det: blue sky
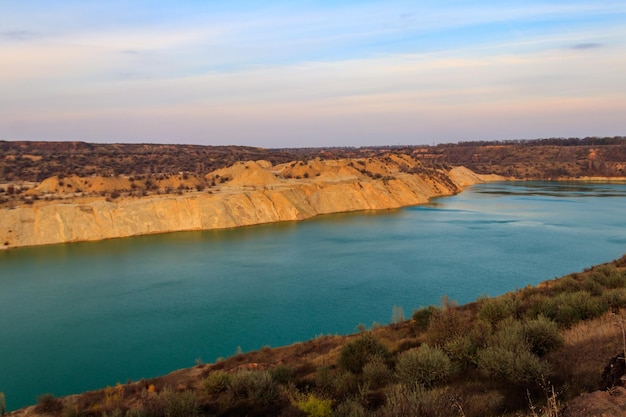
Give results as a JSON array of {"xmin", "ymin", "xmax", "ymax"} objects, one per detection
[{"xmin": 1, "ymin": 1, "xmax": 625, "ymax": 147}]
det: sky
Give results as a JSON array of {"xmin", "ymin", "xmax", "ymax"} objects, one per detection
[{"xmin": 1, "ymin": 1, "xmax": 625, "ymax": 148}]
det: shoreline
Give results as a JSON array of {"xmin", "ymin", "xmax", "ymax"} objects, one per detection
[{"xmin": 4, "ymin": 150, "xmax": 625, "ymax": 251}]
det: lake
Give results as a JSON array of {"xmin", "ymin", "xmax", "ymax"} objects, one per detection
[{"xmin": 1, "ymin": 181, "xmax": 626, "ymax": 411}]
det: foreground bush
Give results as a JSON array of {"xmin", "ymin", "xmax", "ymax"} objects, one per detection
[
  {"xmin": 362, "ymin": 357, "xmax": 395, "ymax": 389},
  {"xmin": 477, "ymin": 296, "xmax": 517, "ymax": 328},
  {"xmin": 203, "ymin": 370, "xmax": 231, "ymax": 393},
  {"xmin": 140, "ymin": 387, "xmax": 199, "ymax": 417},
  {"xmin": 227, "ymin": 370, "xmax": 279, "ymax": 405},
  {"xmin": 395, "ymin": 344, "xmax": 452, "ymax": 388},
  {"xmin": 425, "ymin": 298, "xmax": 465, "ymax": 347},
  {"xmin": 294, "ymin": 394, "xmax": 332, "ymax": 417},
  {"xmin": 338, "ymin": 335, "xmax": 391, "ymax": 374},
  {"xmin": 377, "ymin": 384, "xmax": 442, "ymax": 417},
  {"xmin": 523, "ymin": 315, "xmax": 564, "ymax": 356},
  {"xmin": 476, "ymin": 346, "xmax": 551, "ymax": 385}
]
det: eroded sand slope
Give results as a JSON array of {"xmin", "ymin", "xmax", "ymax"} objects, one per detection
[{"xmin": 0, "ymin": 155, "xmax": 504, "ymax": 249}]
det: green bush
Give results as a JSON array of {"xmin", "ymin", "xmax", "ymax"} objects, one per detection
[
  {"xmin": 203, "ymin": 370, "xmax": 231, "ymax": 393},
  {"xmin": 603, "ymin": 288, "xmax": 626, "ymax": 310},
  {"xmin": 139, "ymin": 387, "xmax": 199, "ymax": 417},
  {"xmin": 412, "ymin": 306, "xmax": 438, "ymax": 331},
  {"xmin": 581, "ymin": 277, "xmax": 604, "ymax": 296},
  {"xmin": 523, "ymin": 316, "xmax": 564, "ymax": 356},
  {"xmin": 395, "ymin": 344, "xmax": 452, "ymax": 388},
  {"xmin": 315, "ymin": 365, "xmax": 357, "ymax": 399},
  {"xmin": 269, "ymin": 364, "xmax": 295, "ymax": 385},
  {"xmin": 362, "ymin": 357, "xmax": 394, "ymax": 389},
  {"xmin": 476, "ymin": 347, "xmax": 551, "ymax": 385},
  {"xmin": 588, "ymin": 265, "xmax": 626, "ymax": 288},
  {"xmin": 488, "ymin": 318, "xmax": 527, "ymax": 351},
  {"xmin": 227, "ymin": 370, "xmax": 279, "ymax": 405},
  {"xmin": 552, "ymin": 276, "xmax": 583, "ymax": 293},
  {"xmin": 443, "ymin": 335, "xmax": 477, "ymax": 368},
  {"xmin": 295, "ymin": 394, "xmax": 333, "ymax": 417},
  {"xmin": 338, "ymin": 334, "xmax": 391, "ymax": 374},
  {"xmin": 556, "ymin": 291, "xmax": 608, "ymax": 325},
  {"xmin": 477, "ymin": 296, "xmax": 517, "ymax": 327},
  {"xmin": 526, "ymin": 291, "xmax": 608, "ymax": 327},
  {"xmin": 523, "ymin": 294, "xmax": 556, "ymax": 321}
]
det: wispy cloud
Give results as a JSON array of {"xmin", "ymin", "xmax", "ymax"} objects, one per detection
[
  {"xmin": 570, "ymin": 42, "xmax": 604, "ymax": 50},
  {"xmin": 1, "ymin": 30, "xmax": 41, "ymax": 41}
]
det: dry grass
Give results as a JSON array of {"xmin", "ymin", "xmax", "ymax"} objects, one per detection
[{"xmin": 547, "ymin": 310, "xmax": 625, "ymax": 398}]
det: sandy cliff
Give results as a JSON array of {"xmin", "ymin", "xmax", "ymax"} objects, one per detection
[{"xmin": 0, "ymin": 156, "xmax": 504, "ymax": 249}]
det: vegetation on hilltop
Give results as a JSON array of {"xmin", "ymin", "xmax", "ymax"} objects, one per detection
[
  {"xmin": 2, "ymin": 136, "xmax": 625, "ymax": 209},
  {"xmin": 1, "ymin": 137, "xmax": 625, "ymax": 182},
  {"xmin": 9, "ymin": 255, "xmax": 626, "ymax": 417}
]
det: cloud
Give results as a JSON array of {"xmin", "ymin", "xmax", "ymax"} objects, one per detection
[
  {"xmin": 1, "ymin": 30, "xmax": 40, "ymax": 41},
  {"xmin": 570, "ymin": 42, "xmax": 603, "ymax": 50}
]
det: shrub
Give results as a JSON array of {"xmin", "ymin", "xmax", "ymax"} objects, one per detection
[
  {"xmin": 294, "ymin": 394, "xmax": 333, "ymax": 417},
  {"xmin": 411, "ymin": 306, "xmax": 437, "ymax": 331},
  {"xmin": 477, "ymin": 296, "xmax": 517, "ymax": 327},
  {"xmin": 395, "ymin": 344, "xmax": 452, "ymax": 388},
  {"xmin": 203, "ymin": 370, "xmax": 231, "ymax": 393},
  {"xmin": 161, "ymin": 388, "xmax": 199, "ymax": 417},
  {"xmin": 476, "ymin": 347, "xmax": 551, "ymax": 385},
  {"xmin": 35, "ymin": 393, "xmax": 63, "ymax": 414},
  {"xmin": 315, "ymin": 366, "xmax": 359, "ymax": 399},
  {"xmin": 555, "ymin": 291, "xmax": 608, "ymax": 325},
  {"xmin": 523, "ymin": 316, "xmax": 564, "ymax": 356},
  {"xmin": 425, "ymin": 298, "xmax": 465, "ymax": 347},
  {"xmin": 362, "ymin": 357, "xmax": 394, "ymax": 389},
  {"xmin": 377, "ymin": 384, "xmax": 435, "ymax": 417},
  {"xmin": 443, "ymin": 335, "xmax": 477, "ymax": 368},
  {"xmin": 61, "ymin": 403, "xmax": 80, "ymax": 417},
  {"xmin": 588, "ymin": 265, "xmax": 626, "ymax": 288},
  {"xmin": 334, "ymin": 399, "xmax": 369, "ymax": 417},
  {"xmin": 553, "ymin": 276, "xmax": 582, "ymax": 293},
  {"xmin": 227, "ymin": 370, "xmax": 279, "ymax": 405},
  {"xmin": 488, "ymin": 317, "xmax": 527, "ymax": 351},
  {"xmin": 603, "ymin": 288, "xmax": 626, "ymax": 310},
  {"xmin": 270, "ymin": 364, "xmax": 295, "ymax": 385},
  {"xmin": 526, "ymin": 291, "xmax": 608, "ymax": 327},
  {"xmin": 338, "ymin": 335, "xmax": 391, "ymax": 374},
  {"xmin": 581, "ymin": 276, "xmax": 605, "ymax": 296}
]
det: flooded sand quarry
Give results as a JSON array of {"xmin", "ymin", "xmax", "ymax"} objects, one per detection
[{"xmin": 1, "ymin": 181, "xmax": 626, "ymax": 411}]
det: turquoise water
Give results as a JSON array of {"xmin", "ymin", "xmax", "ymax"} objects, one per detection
[{"xmin": 1, "ymin": 181, "xmax": 626, "ymax": 410}]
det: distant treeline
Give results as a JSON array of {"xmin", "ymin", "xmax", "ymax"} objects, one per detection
[
  {"xmin": 445, "ymin": 136, "xmax": 626, "ymax": 147},
  {"xmin": 1, "ymin": 136, "xmax": 625, "ymax": 182}
]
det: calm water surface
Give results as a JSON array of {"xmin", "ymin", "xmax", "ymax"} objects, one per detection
[{"xmin": 1, "ymin": 181, "xmax": 626, "ymax": 410}]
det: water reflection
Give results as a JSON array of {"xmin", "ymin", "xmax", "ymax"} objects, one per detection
[{"xmin": 475, "ymin": 181, "xmax": 626, "ymax": 198}]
